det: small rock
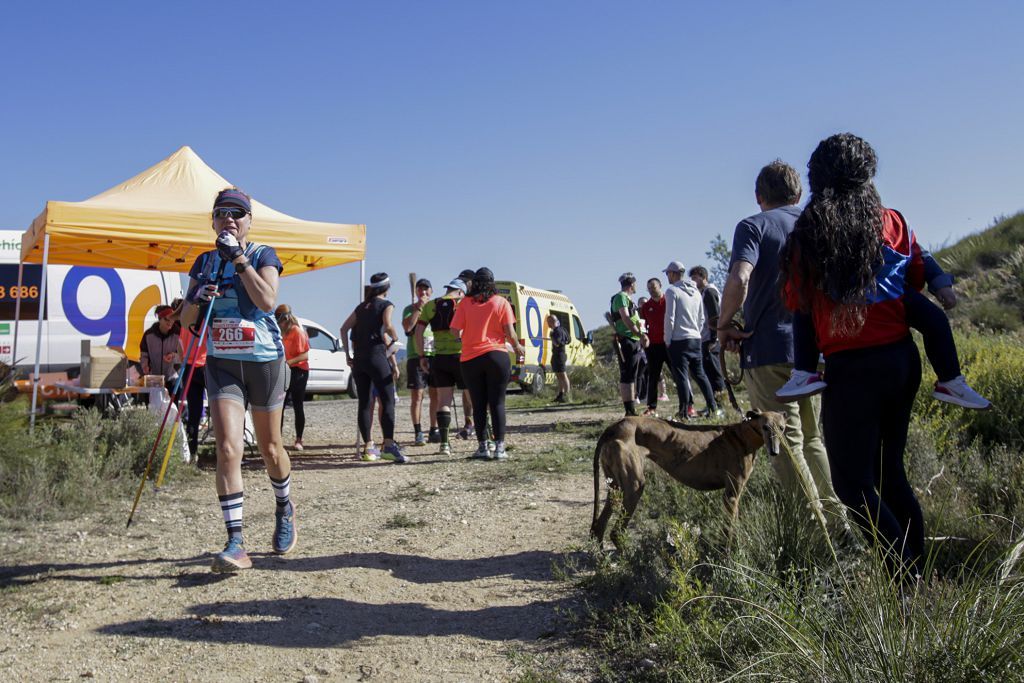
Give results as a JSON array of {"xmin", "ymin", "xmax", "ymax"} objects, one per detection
[
  {"xmin": 303, "ymin": 676, "xmax": 319, "ymax": 683},
  {"xmin": 639, "ymin": 658, "xmax": 656, "ymax": 669},
  {"xmin": 80, "ymin": 672, "xmax": 95, "ymax": 678}
]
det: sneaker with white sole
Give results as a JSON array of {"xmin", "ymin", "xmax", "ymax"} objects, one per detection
[
  {"xmin": 438, "ymin": 442, "xmax": 452, "ymax": 456},
  {"xmin": 933, "ymin": 375, "xmax": 991, "ymax": 410},
  {"xmin": 414, "ymin": 431, "xmax": 427, "ymax": 446},
  {"xmin": 775, "ymin": 370, "xmax": 827, "ymax": 400},
  {"xmin": 494, "ymin": 441, "xmax": 508, "ymax": 460},
  {"xmin": 471, "ymin": 442, "xmax": 490, "ymax": 460},
  {"xmin": 360, "ymin": 444, "xmax": 381, "ymax": 462}
]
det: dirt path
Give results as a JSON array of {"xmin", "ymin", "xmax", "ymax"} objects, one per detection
[{"xmin": 0, "ymin": 398, "xmax": 615, "ymax": 682}]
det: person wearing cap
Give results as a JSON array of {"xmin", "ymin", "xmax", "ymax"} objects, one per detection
[
  {"xmin": 275, "ymin": 304, "xmax": 310, "ymax": 452},
  {"xmin": 663, "ymin": 261, "xmax": 721, "ymax": 420},
  {"xmin": 451, "ymin": 267, "xmax": 527, "ymax": 460},
  {"xmin": 716, "ymin": 161, "xmax": 837, "ymax": 511},
  {"xmin": 179, "ymin": 187, "xmax": 296, "ymax": 573},
  {"xmin": 415, "ymin": 278, "xmax": 468, "ymax": 454},
  {"xmin": 402, "ymin": 278, "xmax": 439, "ymax": 446},
  {"xmin": 609, "ymin": 273, "xmax": 645, "ymax": 416},
  {"xmin": 140, "ymin": 304, "xmax": 182, "ymax": 391},
  {"xmin": 340, "ymin": 273, "xmax": 407, "ymax": 464},
  {"xmin": 688, "ymin": 265, "xmax": 726, "ymax": 400}
]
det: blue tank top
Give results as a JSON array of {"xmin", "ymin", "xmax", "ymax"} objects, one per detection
[{"xmin": 188, "ymin": 244, "xmax": 284, "ymax": 362}]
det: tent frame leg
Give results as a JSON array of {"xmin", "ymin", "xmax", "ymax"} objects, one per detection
[{"xmin": 29, "ymin": 234, "xmax": 50, "ymax": 432}]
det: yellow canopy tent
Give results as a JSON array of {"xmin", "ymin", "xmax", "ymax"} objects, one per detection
[
  {"xmin": 16, "ymin": 146, "xmax": 367, "ymax": 426},
  {"xmin": 20, "ymin": 145, "xmax": 365, "ymax": 273}
]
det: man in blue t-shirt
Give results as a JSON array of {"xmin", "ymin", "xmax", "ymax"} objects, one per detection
[{"xmin": 717, "ymin": 160, "xmax": 838, "ymax": 511}]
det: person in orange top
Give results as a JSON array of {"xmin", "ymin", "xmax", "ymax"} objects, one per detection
[
  {"xmin": 450, "ymin": 267, "xmax": 527, "ymax": 461},
  {"xmin": 179, "ymin": 308, "xmax": 209, "ymax": 458},
  {"xmin": 275, "ymin": 305, "xmax": 310, "ymax": 451}
]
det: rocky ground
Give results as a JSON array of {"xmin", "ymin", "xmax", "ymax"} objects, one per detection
[{"xmin": 0, "ymin": 396, "xmax": 619, "ymax": 682}]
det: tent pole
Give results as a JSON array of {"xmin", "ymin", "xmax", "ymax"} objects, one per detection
[
  {"xmin": 12, "ymin": 256, "xmax": 24, "ymax": 371},
  {"xmin": 29, "ymin": 233, "xmax": 50, "ymax": 432},
  {"xmin": 355, "ymin": 259, "xmax": 365, "ymax": 452}
]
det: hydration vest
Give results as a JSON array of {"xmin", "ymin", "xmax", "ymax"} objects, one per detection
[{"xmin": 430, "ymin": 297, "xmax": 457, "ymax": 332}]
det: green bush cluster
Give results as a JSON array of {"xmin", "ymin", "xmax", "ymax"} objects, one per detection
[
  {"xmin": 0, "ymin": 392, "xmax": 186, "ymax": 521},
  {"xmin": 581, "ymin": 329, "xmax": 1024, "ymax": 681},
  {"xmin": 936, "ymin": 212, "xmax": 1024, "ymax": 277}
]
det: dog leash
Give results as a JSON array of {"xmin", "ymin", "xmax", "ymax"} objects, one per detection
[{"xmin": 719, "ymin": 319, "xmax": 743, "ymax": 412}]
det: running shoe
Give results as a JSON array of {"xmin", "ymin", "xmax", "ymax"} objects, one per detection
[
  {"xmin": 776, "ymin": 370, "xmax": 827, "ymax": 400},
  {"xmin": 292, "ymin": 441, "xmax": 304, "ymax": 452},
  {"xmin": 428, "ymin": 428, "xmax": 441, "ymax": 444},
  {"xmin": 458, "ymin": 425, "xmax": 476, "ymax": 440},
  {"xmin": 383, "ymin": 443, "xmax": 408, "ymax": 464},
  {"xmin": 657, "ymin": 392, "xmax": 670, "ymax": 402},
  {"xmin": 439, "ymin": 442, "xmax": 452, "ymax": 456},
  {"xmin": 933, "ymin": 376, "xmax": 992, "ymax": 410},
  {"xmin": 494, "ymin": 441, "xmax": 508, "ymax": 460},
  {"xmin": 687, "ymin": 405, "xmax": 697, "ymax": 419},
  {"xmin": 471, "ymin": 442, "xmax": 490, "ymax": 460},
  {"xmin": 414, "ymin": 431, "xmax": 427, "ymax": 446},
  {"xmin": 211, "ymin": 537, "xmax": 252, "ymax": 573},
  {"xmin": 642, "ymin": 406, "xmax": 658, "ymax": 417},
  {"xmin": 360, "ymin": 444, "xmax": 381, "ymax": 462},
  {"xmin": 273, "ymin": 501, "xmax": 297, "ymax": 554},
  {"xmin": 672, "ymin": 411, "xmax": 689, "ymax": 422}
]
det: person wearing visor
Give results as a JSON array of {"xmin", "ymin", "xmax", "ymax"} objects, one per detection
[
  {"xmin": 180, "ymin": 188, "xmax": 296, "ymax": 573},
  {"xmin": 340, "ymin": 272, "xmax": 407, "ymax": 464},
  {"xmin": 416, "ymin": 278, "xmax": 467, "ymax": 455},
  {"xmin": 275, "ymin": 304, "xmax": 310, "ymax": 452}
]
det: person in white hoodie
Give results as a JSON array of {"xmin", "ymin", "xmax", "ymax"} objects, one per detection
[{"xmin": 662, "ymin": 261, "xmax": 722, "ymax": 420}]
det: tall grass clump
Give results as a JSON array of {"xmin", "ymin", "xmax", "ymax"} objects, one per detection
[
  {"xmin": 568, "ymin": 360, "xmax": 619, "ymax": 403},
  {"xmin": 936, "ymin": 212, "xmax": 1024, "ymax": 277},
  {"xmin": 0, "ymin": 383, "xmax": 187, "ymax": 521},
  {"xmin": 581, "ymin": 329, "xmax": 1024, "ymax": 680}
]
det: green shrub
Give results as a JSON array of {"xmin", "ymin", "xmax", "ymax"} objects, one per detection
[
  {"xmin": 936, "ymin": 212, "xmax": 1024, "ymax": 277},
  {"xmin": 0, "ymin": 396, "xmax": 186, "ymax": 521},
  {"xmin": 967, "ymin": 300, "xmax": 1021, "ymax": 332},
  {"xmin": 568, "ymin": 360, "xmax": 619, "ymax": 403}
]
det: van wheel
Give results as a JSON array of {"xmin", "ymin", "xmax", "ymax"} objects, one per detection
[
  {"xmin": 529, "ymin": 370, "xmax": 545, "ymax": 395},
  {"xmin": 347, "ymin": 376, "xmax": 358, "ymax": 399}
]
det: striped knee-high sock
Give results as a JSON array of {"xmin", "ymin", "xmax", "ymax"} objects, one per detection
[
  {"xmin": 219, "ymin": 492, "xmax": 243, "ymax": 541},
  {"xmin": 270, "ymin": 474, "xmax": 291, "ymax": 510}
]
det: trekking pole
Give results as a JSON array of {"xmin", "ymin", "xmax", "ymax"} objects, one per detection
[
  {"xmin": 153, "ymin": 325, "xmax": 209, "ymax": 488},
  {"xmin": 127, "ymin": 257, "xmax": 227, "ymax": 527}
]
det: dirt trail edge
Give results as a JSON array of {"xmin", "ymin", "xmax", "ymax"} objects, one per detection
[{"xmin": 1, "ymin": 399, "xmax": 615, "ymax": 682}]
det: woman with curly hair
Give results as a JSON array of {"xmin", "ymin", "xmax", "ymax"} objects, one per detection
[
  {"xmin": 782, "ymin": 133, "xmax": 937, "ymax": 577},
  {"xmin": 450, "ymin": 267, "xmax": 526, "ymax": 460}
]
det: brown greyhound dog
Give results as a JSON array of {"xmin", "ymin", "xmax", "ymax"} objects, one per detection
[{"xmin": 591, "ymin": 410, "xmax": 785, "ymax": 547}]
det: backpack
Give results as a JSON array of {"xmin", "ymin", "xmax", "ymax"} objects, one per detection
[{"xmin": 430, "ymin": 297, "xmax": 457, "ymax": 332}]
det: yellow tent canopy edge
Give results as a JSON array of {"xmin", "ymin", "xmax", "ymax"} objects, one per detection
[{"xmin": 19, "ymin": 146, "xmax": 366, "ymax": 277}]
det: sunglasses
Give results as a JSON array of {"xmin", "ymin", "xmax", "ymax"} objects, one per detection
[{"xmin": 213, "ymin": 207, "xmax": 249, "ymax": 220}]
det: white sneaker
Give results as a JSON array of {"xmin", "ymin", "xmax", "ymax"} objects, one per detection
[
  {"xmin": 775, "ymin": 370, "xmax": 827, "ymax": 400},
  {"xmin": 494, "ymin": 441, "xmax": 508, "ymax": 460},
  {"xmin": 438, "ymin": 442, "xmax": 452, "ymax": 456},
  {"xmin": 933, "ymin": 376, "xmax": 991, "ymax": 410},
  {"xmin": 471, "ymin": 442, "xmax": 490, "ymax": 460}
]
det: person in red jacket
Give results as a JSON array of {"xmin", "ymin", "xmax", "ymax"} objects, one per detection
[
  {"xmin": 639, "ymin": 278, "xmax": 669, "ymax": 416},
  {"xmin": 781, "ymin": 133, "xmax": 928, "ymax": 578}
]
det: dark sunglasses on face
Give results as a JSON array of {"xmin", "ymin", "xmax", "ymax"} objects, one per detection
[{"xmin": 213, "ymin": 207, "xmax": 249, "ymax": 220}]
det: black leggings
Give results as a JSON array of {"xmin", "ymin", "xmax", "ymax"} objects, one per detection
[
  {"xmin": 353, "ymin": 353, "xmax": 395, "ymax": 441},
  {"xmin": 286, "ymin": 367, "xmax": 309, "ymax": 440},
  {"xmin": 821, "ymin": 337, "xmax": 923, "ymax": 576},
  {"xmin": 645, "ymin": 343, "xmax": 669, "ymax": 408},
  {"xmin": 793, "ymin": 290, "xmax": 960, "ymax": 381},
  {"xmin": 461, "ymin": 351, "xmax": 511, "ymax": 442},
  {"xmin": 184, "ymin": 363, "xmax": 206, "ymax": 453}
]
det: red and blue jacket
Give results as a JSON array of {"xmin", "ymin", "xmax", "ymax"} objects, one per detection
[{"xmin": 788, "ymin": 208, "xmax": 925, "ymax": 356}]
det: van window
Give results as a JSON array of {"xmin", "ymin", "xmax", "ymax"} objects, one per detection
[
  {"xmin": 572, "ymin": 315, "xmax": 585, "ymax": 341},
  {"xmin": 0, "ymin": 264, "xmax": 46, "ymax": 320},
  {"xmin": 305, "ymin": 326, "xmax": 337, "ymax": 352},
  {"xmin": 552, "ymin": 311, "xmax": 570, "ymax": 335}
]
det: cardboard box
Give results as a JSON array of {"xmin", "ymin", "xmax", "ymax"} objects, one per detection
[
  {"xmin": 80, "ymin": 340, "xmax": 127, "ymax": 389},
  {"xmin": 142, "ymin": 374, "xmax": 165, "ymax": 388}
]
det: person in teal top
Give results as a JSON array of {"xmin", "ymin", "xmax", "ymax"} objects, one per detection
[
  {"xmin": 402, "ymin": 278, "xmax": 438, "ymax": 446},
  {"xmin": 609, "ymin": 273, "xmax": 646, "ymax": 416},
  {"xmin": 180, "ymin": 188, "xmax": 296, "ymax": 575}
]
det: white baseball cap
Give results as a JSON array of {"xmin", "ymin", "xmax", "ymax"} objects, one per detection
[{"xmin": 663, "ymin": 261, "xmax": 685, "ymax": 274}]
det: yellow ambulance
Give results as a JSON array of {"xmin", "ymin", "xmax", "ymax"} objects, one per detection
[{"xmin": 494, "ymin": 280, "xmax": 595, "ymax": 393}]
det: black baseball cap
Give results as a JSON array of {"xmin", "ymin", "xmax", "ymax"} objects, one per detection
[{"xmin": 415, "ymin": 278, "xmax": 432, "ymax": 289}]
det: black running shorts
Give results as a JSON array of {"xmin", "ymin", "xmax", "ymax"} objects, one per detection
[
  {"xmin": 429, "ymin": 353, "xmax": 465, "ymax": 389},
  {"xmin": 205, "ymin": 355, "xmax": 288, "ymax": 412},
  {"xmin": 551, "ymin": 350, "xmax": 567, "ymax": 373},
  {"xmin": 406, "ymin": 357, "xmax": 431, "ymax": 390}
]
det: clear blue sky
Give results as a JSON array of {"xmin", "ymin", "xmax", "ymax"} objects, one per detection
[{"xmin": 2, "ymin": 1, "xmax": 1022, "ymax": 330}]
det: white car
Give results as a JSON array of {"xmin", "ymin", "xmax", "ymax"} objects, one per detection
[{"xmin": 298, "ymin": 317, "xmax": 355, "ymax": 398}]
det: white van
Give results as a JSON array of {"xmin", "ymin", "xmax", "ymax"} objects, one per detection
[
  {"xmin": 298, "ymin": 317, "xmax": 355, "ymax": 398},
  {"xmin": 0, "ymin": 230, "xmax": 182, "ymax": 372}
]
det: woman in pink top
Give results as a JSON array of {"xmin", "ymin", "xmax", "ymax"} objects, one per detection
[{"xmin": 450, "ymin": 268, "xmax": 527, "ymax": 460}]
